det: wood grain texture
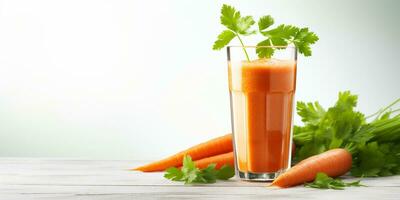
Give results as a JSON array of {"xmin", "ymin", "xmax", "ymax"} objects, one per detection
[{"xmin": 0, "ymin": 158, "xmax": 399, "ymax": 199}]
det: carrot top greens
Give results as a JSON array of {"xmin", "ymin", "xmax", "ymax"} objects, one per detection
[
  {"xmin": 213, "ymin": 4, "xmax": 319, "ymax": 60},
  {"xmin": 294, "ymin": 91, "xmax": 400, "ymax": 177}
]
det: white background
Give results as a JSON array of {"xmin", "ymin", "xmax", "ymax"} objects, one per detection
[{"xmin": 0, "ymin": 0, "xmax": 399, "ymax": 159}]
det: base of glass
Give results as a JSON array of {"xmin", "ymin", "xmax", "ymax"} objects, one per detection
[{"xmin": 237, "ymin": 170, "xmax": 285, "ymax": 181}]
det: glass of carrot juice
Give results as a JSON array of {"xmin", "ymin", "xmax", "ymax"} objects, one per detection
[{"xmin": 228, "ymin": 46, "xmax": 297, "ymax": 181}]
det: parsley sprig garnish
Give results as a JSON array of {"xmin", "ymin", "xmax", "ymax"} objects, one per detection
[
  {"xmin": 164, "ymin": 155, "xmax": 235, "ymax": 184},
  {"xmin": 212, "ymin": 4, "xmax": 256, "ymax": 61},
  {"xmin": 213, "ymin": 4, "xmax": 319, "ymax": 60},
  {"xmin": 305, "ymin": 173, "xmax": 365, "ymax": 190}
]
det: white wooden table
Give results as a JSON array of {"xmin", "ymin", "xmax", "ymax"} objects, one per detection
[{"xmin": 1, "ymin": 158, "xmax": 399, "ymax": 199}]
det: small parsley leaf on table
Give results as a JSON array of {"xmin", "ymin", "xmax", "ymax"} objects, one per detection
[
  {"xmin": 164, "ymin": 155, "xmax": 235, "ymax": 184},
  {"xmin": 305, "ymin": 173, "xmax": 365, "ymax": 190}
]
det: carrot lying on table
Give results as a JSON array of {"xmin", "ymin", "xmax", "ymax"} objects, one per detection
[
  {"xmin": 133, "ymin": 134, "xmax": 233, "ymax": 172},
  {"xmin": 271, "ymin": 148, "xmax": 352, "ymax": 188},
  {"xmin": 191, "ymin": 152, "xmax": 234, "ymax": 169}
]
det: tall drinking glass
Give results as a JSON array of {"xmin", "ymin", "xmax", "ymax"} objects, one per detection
[{"xmin": 228, "ymin": 46, "xmax": 297, "ymax": 181}]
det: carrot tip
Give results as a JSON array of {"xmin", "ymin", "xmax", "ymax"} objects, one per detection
[
  {"xmin": 266, "ymin": 182, "xmax": 285, "ymax": 189},
  {"xmin": 130, "ymin": 167, "xmax": 142, "ymax": 171},
  {"xmin": 266, "ymin": 183, "xmax": 282, "ymax": 189},
  {"xmin": 132, "ymin": 134, "xmax": 233, "ymax": 172}
]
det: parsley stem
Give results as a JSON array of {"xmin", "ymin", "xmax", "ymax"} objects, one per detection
[
  {"xmin": 366, "ymin": 98, "xmax": 400, "ymax": 120},
  {"xmin": 236, "ymin": 34, "xmax": 250, "ymax": 62}
]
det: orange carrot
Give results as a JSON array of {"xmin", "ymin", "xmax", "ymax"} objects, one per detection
[
  {"xmin": 192, "ymin": 152, "xmax": 234, "ymax": 169},
  {"xmin": 271, "ymin": 148, "xmax": 352, "ymax": 188},
  {"xmin": 133, "ymin": 134, "xmax": 233, "ymax": 172}
]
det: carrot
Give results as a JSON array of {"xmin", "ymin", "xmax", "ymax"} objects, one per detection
[
  {"xmin": 271, "ymin": 148, "xmax": 352, "ymax": 188},
  {"xmin": 192, "ymin": 152, "xmax": 234, "ymax": 169},
  {"xmin": 133, "ymin": 134, "xmax": 233, "ymax": 172}
]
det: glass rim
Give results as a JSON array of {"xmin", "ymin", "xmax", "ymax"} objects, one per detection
[{"xmin": 227, "ymin": 45, "xmax": 296, "ymax": 49}]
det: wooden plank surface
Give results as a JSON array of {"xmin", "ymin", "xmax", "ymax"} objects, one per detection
[{"xmin": 0, "ymin": 158, "xmax": 399, "ymax": 199}]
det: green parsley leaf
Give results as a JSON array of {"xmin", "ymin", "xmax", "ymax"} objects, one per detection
[
  {"xmin": 236, "ymin": 16, "xmax": 256, "ymax": 35},
  {"xmin": 256, "ymin": 23, "xmax": 318, "ymax": 58},
  {"xmin": 305, "ymin": 173, "xmax": 365, "ymax": 190},
  {"xmin": 256, "ymin": 39, "xmax": 274, "ymax": 58},
  {"xmin": 351, "ymin": 142, "xmax": 400, "ymax": 177},
  {"xmin": 213, "ymin": 30, "xmax": 236, "ymax": 50},
  {"xmin": 334, "ymin": 91, "xmax": 358, "ymax": 110},
  {"xmin": 164, "ymin": 155, "xmax": 235, "ymax": 184},
  {"xmin": 324, "ymin": 94, "xmax": 365, "ymax": 149},
  {"xmin": 216, "ymin": 165, "xmax": 235, "ymax": 180},
  {"xmin": 256, "ymin": 37, "xmax": 288, "ymax": 58},
  {"xmin": 270, "ymin": 37, "xmax": 288, "ymax": 46},
  {"xmin": 164, "ymin": 167, "xmax": 183, "ymax": 181},
  {"xmin": 258, "ymin": 15, "xmax": 274, "ymax": 32},
  {"xmin": 297, "ymin": 101, "xmax": 326, "ymax": 125},
  {"xmin": 262, "ymin": 24, "xmax": 299, "ymax": 39},
  {"xmin": 293, "ymin": 28, "xmax": 319, "ymax": 56},
  {"xmin": 220, "ymin": 4, "xmax": 241, "ymax": 32},
  {"xmin": 220, "ymin": 4, "xmax": 255, "ymax": 35},
  {"xmin": 256, "ymin": 24, "xmax": 299, "ymax": 58},
  {"xmin": 200, "ymin": 164, "xmax": 218, "ymax": 183},
  {"xmin": 293, "ymin": 91, "xmax": 364, "ymax": 161},
  {"xmin": 213, "ymin": 4, "xmax": 256, "ymax": 61},
  {"xmin": 183, "ymin": 154, "xmax": 196, "ymax": 171},
  {"xmin": 179, "ymin": 155, "xmax": 200, "ymax": 184}
]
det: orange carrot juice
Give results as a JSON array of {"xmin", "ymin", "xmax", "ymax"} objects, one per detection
[{"xmin": 229, "ymin": 58, "xmax": 296, "ymax": 180}]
